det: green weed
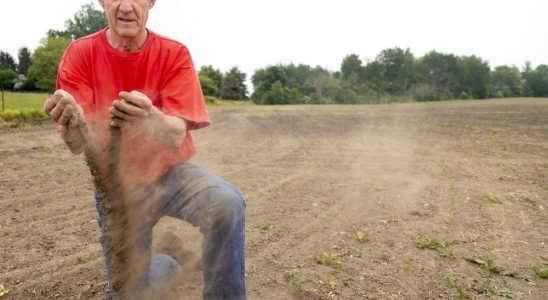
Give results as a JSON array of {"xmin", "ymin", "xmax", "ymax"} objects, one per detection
[
  {"xmin": 532, "ymin": 266, "xmax": 548, "ymax": 279},
  {"xmin": 415, "ymin": 237, "xmax": 445, "ymax": 249},
  {"xmin": 314, "ymin": 253, "xmax": 342, "ymax": 269},
  {"xmin": 257, "ymin": 223, "xmax": 272, "ymax": 231},
  {"xmin": 284, "ymin": 269, "xmax": 311, "ymax": 287},
  {"xmin": 445, "ymin": 276, "xmax": 470, "ymax": 299},
  {"xmin": 0, "ymin": 284, "xmax": 9, "ymax": 296},
  {"xmin": 486, "ymin": 260, "xmax": 504, "ymax": 274},
  {"xmin": 380, "ymin": 251, "xmax": 392, "ymax": 262},
  {"xmin": 72, "ymin": 255, "xmax": 90, "ymax": 265},
  {"xmin": 522, "ymin": 196, "xmax": 536, "ymax": 204},
  {"xmin": 483, "ymin": 286, "xmax": 514, "ymax": 298},
  {"xmin": 439, "ymin": 248, "xmax": 455, "ymax": 258},
  {"xmin": 402, "ymin": 263, "xmax": 411, "ymax": 272},
  {"xmin": 486, "ymin": 195, "xmax": 502, "ymax": 204},
  {"xmin": 350, "ymin": 229, "xmax": 367, "ymax": 242}
]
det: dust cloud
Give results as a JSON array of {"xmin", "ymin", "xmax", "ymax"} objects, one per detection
[{"xmin": 82, "ymin": 117, "xmax": 201, "ymax": 299}]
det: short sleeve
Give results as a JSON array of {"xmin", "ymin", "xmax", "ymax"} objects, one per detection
[
  {"xmin": 160, "ymin": 46, "xmax": 209, "ymax": 130},
  {"xmin": 56, "ymin": 43, "xmax": 94, "ymax": 117}
]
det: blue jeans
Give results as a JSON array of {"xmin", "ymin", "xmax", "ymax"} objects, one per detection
[{"xmin": 94, "ymin": 162, "xmax": 246, "ymax": 299}]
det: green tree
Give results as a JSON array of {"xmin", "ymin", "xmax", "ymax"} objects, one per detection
[
  {"xmin": 490, "ymin": 65, "xmax": 523, "ymax": 97},
  {"xmin": 261, "ymin": 81, "xmax": 302, "ymax": 105},
  {"xmin": 17, "ymin": 47, "xmax": 32, "ymax": 75},
  {"xmin": 199, "ymin": 74, "xmax": 220, "ymax": 97},
  {"xmin": 458, "ymin": 55, "xmax": 491, "ymax": 99},
  {"xmin": 48, "ymin": 2, "xmax": 107, "ymax": 40},
  {"xmin": 252, "ymin": 65, "xmax": 289, "ymax": 102},
  {"xmin": 222, "ymin": 67, "xmax": 248, "ymax": 100},
  {"xmin": 65, "ymin": 2, "xmax": 108, "ymax": 39},
  {"xmin": 340, "ymin": 54, "xmax": 363, "ymax": 84},
  {"xmin": 374, "ymin": 47, "xmax": 415, "ymax": 94},
  {"xmin": 0, "ymin": 51, "xmax": 17, "ymax": 71},
  {"xmin": 198, "ymin": 65, "xmax": 222, "ymax": 97},
  {"xmin": 523, "ymin": 64, "xmax": 548, "ymax": 97},
  {"xmin": 28, "ymin": 36, "xmax": 72, "ymax": 91},
  {"xmin": 0, "ymin": 68, "xmax": 18, "ymax": 111},
  {"xmin": 416, "ymin": 51, "xmax": 460, "ymax": 99}
]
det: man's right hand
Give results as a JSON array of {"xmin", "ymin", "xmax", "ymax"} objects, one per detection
[{"xmin": 44, "ymin": 89, "xmax": 88, "ymax": 154}]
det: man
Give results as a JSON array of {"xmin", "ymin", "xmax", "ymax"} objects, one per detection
[{"xmin": 43, "ymin": 0, "xmax": 246, "ymax": 299}]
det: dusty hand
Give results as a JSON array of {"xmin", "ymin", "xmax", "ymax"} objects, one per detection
[
  {"xmin": 43, "ymin": 89, "xmax": 84, "ymax": 128},
  {"xmin": 43, "ymin": 89, "xmax": 88, "ymax": 154},
  {"xmin": 109, "ymin": 90, "xmax": 187, "ymax": 148},
  {"xmin": 109, "ymin": 91, "xmax": 162, "ymax": 127}
]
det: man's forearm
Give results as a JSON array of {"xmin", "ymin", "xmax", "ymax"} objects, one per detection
[
  {"xmin": 60, "ymin": 125, "xmax": 88, "ymax": 154},
  {"xmin": 150, "ymin": 114, "xmax": 187, "ymax": 149}
]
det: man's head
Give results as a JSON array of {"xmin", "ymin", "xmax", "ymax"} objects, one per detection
[{"xmin": 99, "ymin": 0, "xmax": 156, "ymax": 42}]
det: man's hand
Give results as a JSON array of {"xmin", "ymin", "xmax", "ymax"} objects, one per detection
[
  {"xmin": 44, "ymin": 89, "xmax": 88, "ymax": 154},
  {"xmin": 109, "ymin": 91, "xmax": 187, "ymax": 148},
  {"xmin": 44, "ymin": 89, "xmax": 83, "ymax": 128}
]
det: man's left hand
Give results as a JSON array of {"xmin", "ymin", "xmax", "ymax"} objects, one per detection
[
  {"xmin": 109, "ymin": 91, "xmax": 162, "ymax": 127},
  {"xmin": 109, "ymin": 91, "xmax": 187, "ymax": 148}
]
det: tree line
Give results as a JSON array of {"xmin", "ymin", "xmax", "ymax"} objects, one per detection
[{"xmin": 2, "ymin": 2, "xmax": 548, "ymax": 104}]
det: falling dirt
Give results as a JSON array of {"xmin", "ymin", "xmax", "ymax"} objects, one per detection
[{"xmin": 0, "ymin": 98, "xmax": 547, "ymax": 299}]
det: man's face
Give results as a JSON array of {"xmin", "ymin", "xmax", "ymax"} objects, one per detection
[{"xmin": 99, "ymin": 0, "xmax": 155, "ymax": 40}]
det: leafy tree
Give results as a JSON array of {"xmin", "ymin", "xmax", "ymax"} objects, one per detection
[
  {"xmin": 65, "ymin": 2, "xmax": 108, "ymax": 39},
  {"xmin": 374, "ymin": 47, "xmax": 415, "ymax": 94},
  {"xmin": 362, "ymin": 60, "xmax": 385, "ymax": 93},
  {"xmin": 416, "ymin": 51, "xmax": 460, "ymax": 99},
  {"xmin": 198, "ymin": 65, "xmax": 222, "ymax": 97},
  {"xmin": 260, "ymin": 81, "xmax": 302, "ymax": 105},
  {"xmin": 0, "ymin": 68, "xmax": 18, "ymax": 111},
  {"xmin": 0, "ymin": 51, "xmax": 17, "ymax": 71},
  {"xmin": 199, "ymin": 74, "xmax": 220, "ymax": 97},
  {"xmin": 340, "ymin": 54, "xmax": 363, "ymax": 84},
  {"xmin": 523, "ymin": 64, "xmax": 548, "ymax": 97},
  {"xmin": 307, "ymin": 66, "xmax": 331, "ymax": 101},
  {"xmin": 28, "ymin": 36, "xmax": 72, "ymax": 91},
  {"xmin": 490, "ymin": 65, "xmax": 523, "ymax": 97},
  {"xmin": 48, "ymin": 2, "xmax": 107, "ymax": 40},
  {"xmin": 252, "ymin": 65, "xmax": 289, "ymax": 102},
  {"xmin": 17, "ymin": 47, "xmax": 32, "ymax": 75},
  {"xmin": 458, "ymin": 55, "xmax": 491, "ymax": 99},
  {"xmin": 222, "ymin": 66, "xmax": 248, "ymax": 100}
]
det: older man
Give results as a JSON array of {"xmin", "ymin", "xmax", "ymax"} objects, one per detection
[{"xmin": 43, "ymin": 0, "xmax": 246, "ymax": 299}]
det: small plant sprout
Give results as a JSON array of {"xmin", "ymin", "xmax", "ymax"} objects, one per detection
[
  {"xmin": 72, "ymin": 255, "xmax": 90, "ymax": 265},
  {"xmin": 351, "ymin": 229, "xmax": 367, "ymax": 242},
  {"xmin": 532, "ymin": 266, "xmax": 548, "ymax": 279},
  {"xmin": 284, "ymin": 269, "xmax": 311, "ymax": 287},
  {"xmin": 314, "ymin": 253, "xmax": 342, "ymax": 269},
  {"xmin": 445, "ymin": 276, "xmax": 471, "ymax": 299},
  {"xmin": 402, "ymin": 263, "xmax": 411, "ymax": 272},
  {"xmin": 380, "ymin": 251, "xmax": 392, "ymax": 262},
  {"xmin": 486, "ymin": 195, "xmax": 502, "ymax": 204},
  {"xmin": 415, "ymin": 237, "xmax": 445, "ymax": 249},
  {"xmin": 486, "ymin": 260, "xmax": 505, "ymax": 274},
  {"xmin": 0, "ymin": 284, "xmax": 9, "ymax": 297},
  {"xmin": 257, "ymin": 223, "xmax": 272, "ymax": 231}
]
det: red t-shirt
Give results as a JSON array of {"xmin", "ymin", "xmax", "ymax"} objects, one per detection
[{"xmin": 56, "ymin": 28, "xmax": 209, "ymax": 186}]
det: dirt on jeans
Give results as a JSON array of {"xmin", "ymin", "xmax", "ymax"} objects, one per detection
[{"xmin": 0, "ymin": 98, "xmax": 547, "ymax": 299}]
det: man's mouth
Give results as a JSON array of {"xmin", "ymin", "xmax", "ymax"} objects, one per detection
[{"xmin": 118, "ymin": 17, "xmax": 135, "ymax": 23}]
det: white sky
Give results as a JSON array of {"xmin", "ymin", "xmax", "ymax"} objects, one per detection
[{"xmin": 1, "ymin": 0, "xmax": 547, "ymax": 82}]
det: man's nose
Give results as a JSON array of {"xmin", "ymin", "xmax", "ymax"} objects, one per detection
[{"xmin": 119, "ymin": 0, "xmax": 134, "ymax": 13}]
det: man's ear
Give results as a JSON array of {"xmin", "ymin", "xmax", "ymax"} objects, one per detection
[
  {"xmin": 98, "ymin": 0, "xmax": 105, "ymax": 9},
  {"xmin": 149, "ymin": 0, "xmax": 157, "ymax": 9}
]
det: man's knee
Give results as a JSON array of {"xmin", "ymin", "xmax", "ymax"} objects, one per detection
[{"xmin": 210, "ymin": 186, "xmax": 245, "ymax": 226}]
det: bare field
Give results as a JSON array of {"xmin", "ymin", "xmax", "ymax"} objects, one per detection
[{"xmin": 1, "ymin": 99, "xmax": 547, "ymax": 299}]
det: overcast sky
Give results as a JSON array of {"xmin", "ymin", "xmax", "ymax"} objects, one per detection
[{"xmin": 2, "ymin": 0, "xmax": 547, "ymax": 80}]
